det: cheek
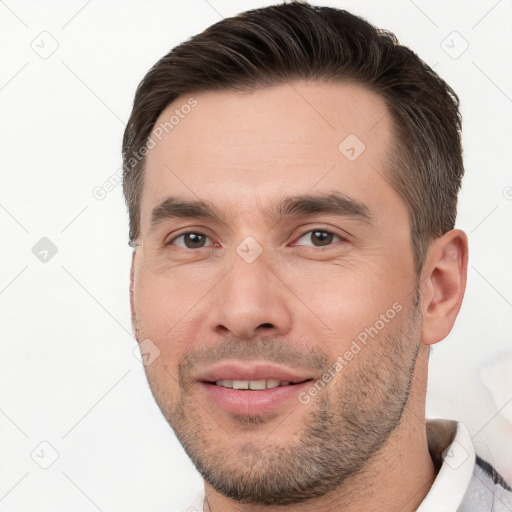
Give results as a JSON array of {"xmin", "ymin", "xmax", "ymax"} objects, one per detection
[
  {"xmin": 133, "ymin": 285, "xmax": 188, "ymax": 408},
  {"xmin": 133, "ymin": 267, "xmax": 211, "ymax": 370},
  {"xmin": 282, "ymin": 258, "xmax": 405, "ymax": 342},
  {"xmin": 134, "ymin": 265, "xmax": 202, "ymax": 329}
]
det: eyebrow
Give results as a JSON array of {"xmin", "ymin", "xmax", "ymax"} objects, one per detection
[{"xmin": 148, "ymin": 191, "xmax": 372, "ymax": 234}]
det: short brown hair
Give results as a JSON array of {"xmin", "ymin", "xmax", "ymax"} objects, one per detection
[{"xmin": 122, "ymin": 0, "xmax": 464, "ymax": 274}]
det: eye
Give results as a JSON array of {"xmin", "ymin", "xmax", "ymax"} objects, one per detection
[
  {"xmin": 293, "ymin": 229, "xmax": 346, "ymax": 248},
  {"xmin": 169, "ymin": 232, "xmax": 214, "ymax": 249},
  {"xmin": 167, "ymin": 228, "xmax": 346, "ymax": 251}
]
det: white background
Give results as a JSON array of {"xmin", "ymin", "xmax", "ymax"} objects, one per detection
[{"xmin": 1, "ymin": 0, "xmax": 511, "ymax": 510}]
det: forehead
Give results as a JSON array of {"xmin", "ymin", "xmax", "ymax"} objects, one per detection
[{"xmin": 141, "ymin": 80, "xmax": 405, "ymax": 231}]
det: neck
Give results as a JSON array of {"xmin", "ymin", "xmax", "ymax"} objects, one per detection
[{"xmin": 203, "ymin": 346, "xmax": 436, "ymax": 512}]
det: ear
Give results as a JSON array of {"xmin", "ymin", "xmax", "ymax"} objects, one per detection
[
  {"xmin": 420, "ymin": 229, "xmax": 468, "ymax": 346},
  {"xmin": 129, "ymin": 250, "xmax": 138, "ymax": 340}
]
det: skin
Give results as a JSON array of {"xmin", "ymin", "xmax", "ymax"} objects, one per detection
[{"xmin": 129, "ymin": 81, "xmax": 468, "ymax": 511}]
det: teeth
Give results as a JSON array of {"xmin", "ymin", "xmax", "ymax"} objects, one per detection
[
  {"xmin": 216, "ymin": 380, "xmax": 233, "ymax": 388},
  {"xmin": 266, "ymin": 378, "xmax": 280, "ymax": 389},
  {"xmin": 249, "ymin": 380, "xmax": 266, "ymax": 390},
  {"xmin": 215, "ymin": 379, "xmax": 294, "ymax": 390}
]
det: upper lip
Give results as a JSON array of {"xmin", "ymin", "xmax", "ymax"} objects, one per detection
[{"xmin": 193, "ymin": 362, "xmax": 313, "ymax": 384}]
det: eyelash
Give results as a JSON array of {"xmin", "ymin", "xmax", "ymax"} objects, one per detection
[{"xmin": 167, "ymin": 228, "xmax": 348, "ymax": 250}]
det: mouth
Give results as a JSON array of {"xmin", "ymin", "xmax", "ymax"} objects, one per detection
[
  {"xmin": 211, "ymin": 378, "xmax": 309, "ymax": 390},
  {"xmin": 194, "ymin": 363, "xmax": 315, "ymax": 415}
]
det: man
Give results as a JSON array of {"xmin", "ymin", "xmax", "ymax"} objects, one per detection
[{"xmin": 122, "ymin": 1, "xmax": 512, "ymax": 510}]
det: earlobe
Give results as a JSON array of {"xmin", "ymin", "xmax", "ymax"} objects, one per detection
[{"xmin": 420, "ymin": 229, "xmax": 468, "ymax": 346}]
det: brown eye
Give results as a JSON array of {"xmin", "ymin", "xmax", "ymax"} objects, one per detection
[
  {"xmin": 169, "ymin": 232, "xmax": 212, "ymax": 249},
  {"xmin": 294, "ymin": 229, "xmax": 344, "ymax": 247}
]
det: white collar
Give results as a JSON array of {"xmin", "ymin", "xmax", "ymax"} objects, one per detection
[{"xmin": 416, "ymin": 418, "xmax": 476, "ymax": 511}]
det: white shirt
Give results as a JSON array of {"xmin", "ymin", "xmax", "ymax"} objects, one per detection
[{"xmin": 178, "ymin": 418, "xmax": 511, "ymax": 511}]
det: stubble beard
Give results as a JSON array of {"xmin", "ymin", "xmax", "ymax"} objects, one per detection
[{"xmin": 139, "ymin": 291, "xmax": 422, "ymax": 505}]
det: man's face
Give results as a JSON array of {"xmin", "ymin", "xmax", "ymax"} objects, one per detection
[{"xmin": 131, "ymin": 81, "xmax": 423, "ymax": 504}]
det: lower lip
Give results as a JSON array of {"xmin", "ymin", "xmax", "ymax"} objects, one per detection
[{"xmin": 199, "ymin": 381, "xmax": 312, "ymax": 415}]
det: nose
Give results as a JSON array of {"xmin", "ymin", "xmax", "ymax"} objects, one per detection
[{"xmin": 207, "ymin": 248, "xmax": 293, "ymax": 340}]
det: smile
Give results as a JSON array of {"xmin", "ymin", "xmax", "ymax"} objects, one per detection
[
  {"xmin": 193, "ymin": 362, "xmax": 315, "ymax": 415},
  {"xmin": 214, "ymin": 379, "xmax": 299, "ymax": 390}
]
